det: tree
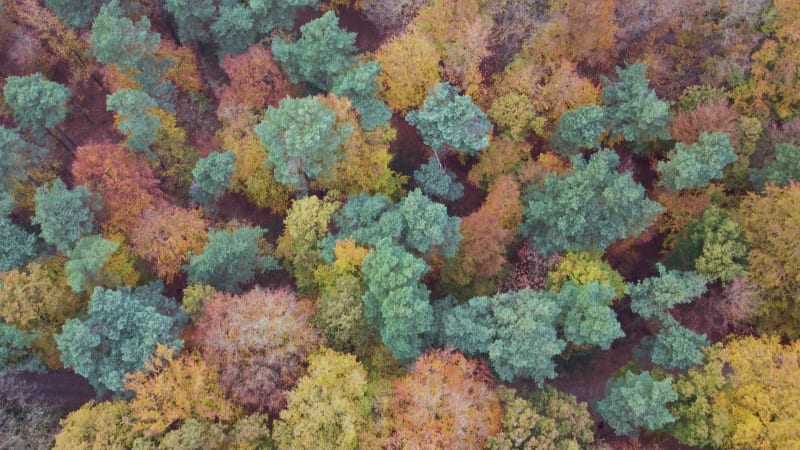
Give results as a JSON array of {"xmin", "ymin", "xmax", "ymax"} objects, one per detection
[
  {"xmin": 550, "ymin": 104, "xmax": 606, "ymax": 156},
  {"xmin": 361, "ymin": 242, "xmax": 432, "ymax": 360},
  {"xmin": 255, "ymin": 96, "xmax": 353, "ymax": 191},
  {"xmin": 374, "ymin": 29, "xmax": 441, "ymax": 112},
  {"xmin": 441, "ymin": 175, "xmax": 521, "ymax": 298},
  {"xmin": 602, "ymin": 63, "xmax": 672, "ymax": 153},
  {"xmin": 218, "ymin": 44, "xmax": 290, "ymax": 112},
  {"xmin": 3, "ymin": 73, "xmax": 70, "ymax": 137},
  {"xmin": 193, "ymin": 287, "xmax": 321, "ymax": 414},
  {"xmin": 189, "ymin": 151, "xmax": 235, "ymax": 213},
  {"xmin": 184, "ymin": 226, "xmax": 276, "ymax": 293},
  {"xmin": 272, "ymin": 11, "xmax": 357, "ymax": 91},
  {"xmin": 155, "ymin": 419, "xmax": 226, "ymax": 450},
  {"xmin": 666, "ymin": 206, "xmax": 748, "ymax": 283},
  {"xmin": 312, "ymin": 240, "xmax": 376, "ymax": 359},
  {"xmin": 44, "ymin": 0, "xmax": 106, "ymax": 29},
  {"xmin": 0, "ymin": 377, "xmax": 62, "ymax": 449},
  {"xmin": 627, "ymin": 264, "xmax": 708, "ymax": 322},
  {"xmin": 412, "ymin": 156, "xmax": 463, "ymax": 202},
  {"xmin": 63, "ymin": 235, "xmax": 119, "ymax": 293},
  {"xmin": 0, "ymin": 261, "xmax": 83, "ymax": 368},
  {"xmin": 750, "ymin": 142, "xmax": 800, "ymax": 190},
  {"xmin": 405, "ymin": 82, "xmax": 492, "ymax": 163},
  {"xmin": 488, "ymin": 92, "xmax": 540, "ymax": 142},
  {"xmin": 392, "ymin": 189, "xmax": 462, "ymax": 258},
  {"xmin": 72, "ymin": 143, "xmax": 160, "ymax": 237},
  {"xmin": 106, "ymin": 88, "xmax": 161, "ymax": 152},
  {"xmin": 487, "ymin": 386, "xmax": 597, "ymax": 450},
  {"xmin": 651, "ymin": 318, "xmax": 708, "ymax": 370},
  {"xmin": 53, "ymin": 400, "xmax": 137, "ymax": 450},
  {"xmin": 558, "ymin": 281, "xmax": 624, "ymax": 350},
  {"xmin": 520, "ymin": 149, "xmax": 663, "ymax": 256},
  {"xmin": 392, "ymin": 349, "xmax": 501, "ymax": 449},
  {"xmin": 163, "ymin": 0, "xmax": 215, "ymax": 42},
  {"xmin": 91, "ymin": 1, "xmax": 175, "ymax": 106},
  {"xmin": 211, "ymin": 5, "xmax": 256, "ymax": 58},
  {"xmin": 0, "ymin": 126, "xmax": 46, "ymax": 190},
  {"xmin": 737, "ymin": 182, "xmax": 800, "ymax": 336},
  {"xmin": 331, "ymin": 61, "xmax": 392, "ymax": 130},
  {"xmin": 32, "ymin": 178, "xmax": 99, "ymax": 252},
  {"xmin": 597, "ymin": 371, "xmax": 678, "ymax": 437},
  {"xmin": 273, "ymin": 348, "xmax": 382, "ymax": 449},
  {"xmin": 54, "ymin": 282, "xmax": 185, "ymax": 394},
  {"xmin": 442, "ymin": 289, "xmax": 566, "ymax": 383},
  {"xmin": 276, "ymin": 195, "xmax": 341, "ymax": 294},
  {"xmin": 0, "ymin": 193, "xmax": 39, "ymax": 273},
  {"xmin": 130, "ymin": 204, "xmax": 208, "ymax": 283},
  {"xmin": 658, "ymin": 132, "xmax": 737, "ymax": 191},
  {"xmin": 547, "ymin": 251, "xmax": 626, "ymax": 300},
  {"xmin": 248, "ymin": 0, "xmax": 319, "ymax": 35},
  {"xmin": 0, "ymin": 323, "xmax": 45, "ymax": 375},
  {"xmin": 125, "ymin": 345, "xmax": 237, "ymax": 437}
]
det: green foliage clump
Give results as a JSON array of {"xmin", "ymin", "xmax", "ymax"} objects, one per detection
[
  {"xmin": 750, "ymin": 142, "xmax": 800, "ymax": 191},
  {"xmin": 184, "ymin": 226, "xmax": 277, "ymax": 293},
  {"xmin": 406, "ymin": 82, "xmax": 492, "ymax": 156},
  {"xmin": 667, "ymin": 206, "xmax": 748, "ymax": 283},
  {"xmin": 627, "ymin": 264, "xmax": 708, "ymax": 322},
  {"xmin": 551, "ymin": 104, "xmax": 606, "ymax": 156},
  {"xmin": 211, "ymin": 5, "xmax": 257, "ymax": 57},
  {"xmin": 0, "ymin": 193, "xmax": 39, "ymax": 273},
  {"xmin": 44, "ymin": 0, "xmax": 106, "ymax": 29},
  {"xmin": 64, "ymin": 235, "xmax": 118, "ymax": 293},
  {"xmin": 32, "ymin": 178, "xmax": 99, "ymax": 253},
  {"xmin": 520, "ymin": 149, "xmax": 663, "ymax": 256},
  {"xmin": 443, "ymin": 289, "xmax": 566, "ymax": 383},
  {"xmin": 54, "ymin": 282, "xmax": 185, "ymax": 394},
  {"xmin": 361, "ymin": 241, "xmax": 432, "ymax": 361},
  {"xmin": 658, "ymin": 132, "xmax": 737, "ymax": 191},
  {"xmin": 558, "ymin": 281, "xmax": 624, "ymax": 350},
  {"xmin": 487, "ymin": 386, "xmax": 597, "ymax": 450},
  {"xmin": 190, "ymin": 150, "xmax": 235, "ymax": 213},
  {"xmin": 331, "ymin": 61, "xmax": 392, "ymax": 130},
  {"xmin": 164, "ymin": 0, "xmax": 215, "ymax": 42},
  {"xmin": 0, "ymin": 126, "xmax": 46, "ymax": 189},
  {"xmin": 412, "ymin": 156, "xmax": 464, "ymax": 202},
  {"xmin": 603, "ymin": 63, "xmax": 672, "ymax": 153},
  {"xmin": 651, "ymin": 318, "xmax": 708, "ymax": 370},
  {"xmin": 158, "ymin": 419, "xmax": 227, "ymax": 450},
  {"xmin": 596, "ymin": 371, "xmax": 679, "ymax": 437},
  {"xmin": 272, "ymin": 11, "xmax": 358, "ymax": 90},
  {"xmin": 255, "ymin": 96, "xmax": 353, "ymax": 191},
  {"xmin": 3, "ymin": 73, "xmax": 70, "ymax": 137},
  {"xmin": 0, "ymin": 323, "xmax": 46, "ymax": 375},
  {"xmin": 324, "ymin": 190, "xmax": 462, "ymax": 260},
  {"xmin": 106, "ymin": 89, "xmax": 161, "ymax": 152}
]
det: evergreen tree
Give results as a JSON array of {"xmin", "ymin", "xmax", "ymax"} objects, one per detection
[
  {"xmin": 413, "ymin": 156, "xmax": 464, "ymax": 202},
  {"xmin": 211, "ymin": 4, "xmax": 256, "ymax": 57},
  {"xmin": 3, "ymin": 74, "xmax": 70, "ymax": 137},
  {"xmin": 55, "ymin": 282, "xmax": 185, "ymax": 394},
  {"xmin": 520, "ymin": 149, "xmax": 663, "ymax": 255},
  {"xmin": 44, "ymin": 0, "xmax": 106, "ymax": 29},
  {"xmin": 596, "ymin": 371, "xmax": 678, "ymax": 437},
  {"xmin": 603, "ymin": 63, "xmax": 672, "ymax": 153},
  {"xmin": 255, "ymin": 96, "xmax": 353, "ymax": 191},
  {"xmin": 184, "ymin": 226, "xmax": 277, "ymax": 293},
  {"xmin": 32, "ymin": 178, "xmax": 99, "ymax": 253},
  {"xmin": 0, "ymin": 126, "xmax": 46, "ymax": 189},
  {"xmin": 658, "ymin": 132, "xmax": 737, "ymax": 191},
  {"xmin": 64, "ymin": 235, "xmax": 119, "ymax": 293},
  {"xmin": 272, "ymin": 11, "xmax": 358, "ymax": 90},
  {"xmin": 164, "ymin": 0, "xmax": 215, "ymax": 42},
  {"xmin": 106, "ymin": 89, "xmax": 161, "ymax": 152},
  {"xmin": 651, "ymin": 318, "xmax": 708, "ymax": 370},
  {"xmin": 331, "ymin": 61, "xmax": 392, "ymax": 130},
  {"xmin": 189, "ymin": 151, "xmax": 235, "ymax": 214},
  {"xmin": 627, "ymin": 264, "xmax": 708, "ymax": 322},
  {"xmin": 750, "ymin": 142, "xmax": 800, "ymax": 191},
  {"xmin": 551, "ymin": 104, "xmax": 606, "ymax": 156}
]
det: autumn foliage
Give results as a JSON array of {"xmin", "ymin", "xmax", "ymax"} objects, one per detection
[
  {"xmin": 391, "ymin": 349, "xmax": 501, "ymax": 449},
  {"xmin": 193, "ymin": 287, "xmax": 321, "ymax": 414}
]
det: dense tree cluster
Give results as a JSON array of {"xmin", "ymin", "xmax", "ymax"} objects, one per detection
[{"xmin": 2, "ymin": 1, "xmax": 800, "ymax": 448}]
